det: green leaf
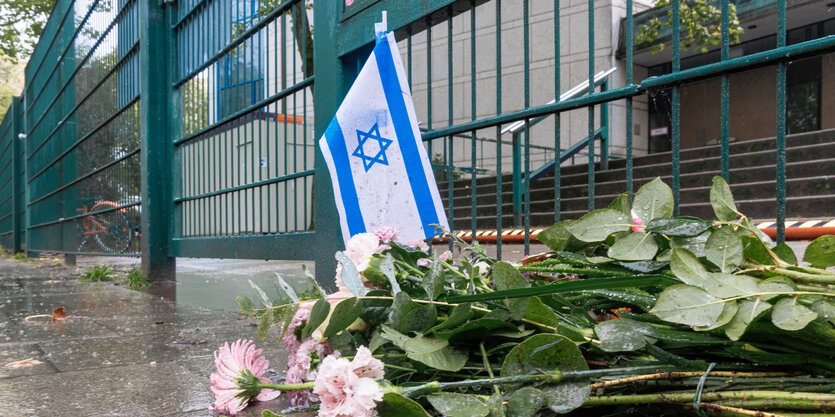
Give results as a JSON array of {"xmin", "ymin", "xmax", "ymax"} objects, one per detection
[
  {"xmin": 335, "ymin": 251, "xmax": 368, "ymax": 296},
  {"xmin": 670, "ymin": 230, "xmax": 710, "ymax": 258},
  {"xmin": 632, "ymin": 177, "xmax": 674, "ymax": 224},
  {"xmin": 236, "ymin": 295, "xmax": 255, "ymax": 315},
  {"xmin": 380, "ymin": 325, "xmax": 468, "ymax": 372},
  {"xmin": 439, "ymin": 319, "xmax": 519, "ymax": 343},
  {"xmin": 566, "ymin": 209, "xmax": 631, "ymax": 243},
  {"xmin": 381, "ymin": 254, "xmax": 401, "ymax": 295},
  {"xmin": 607, "ymin": 232, "xmax": 658, "ymax": 261},
  {"xmin": 705, "ymin": 226, "xmax": 744, "ymax": 273},
  {"xmin": 523, "ymin": 297, "xmax": 559, "ymax": 328},
  {"xmin": 595, "ymin": 318, "xmax": 659, "ymax": 352},
  {"xmin": 694, "ymin": 300, "xmax": 738, "ymax": 331},
  {"xmin": 608, "ymin": 192, "xmax": 631, "ymax": 215},
  {"xmin": 301, "ymin": 298, "xmax": 330, "ymax": 340},
  {"xmin": 771, "ymin": 243, "xmax": 797, "ymax": 265},
  {"xmin": 378, "ymin": 393, "xmax": 432, "ymax": 417},
  {"xmin": 249, "ymin": 279, "xmax": 274, "ymax": 307},
  {"xmin": 258, "ymin": 310, "xmax": 274, "ymax": 339},
  {"xmin": 487, "ymin": 391, "xmax": 505, "ymax": 417},
  {"xmin": 446, "ymin": 275, "xmax": 675, "ymax": 303},
  {"xmin": 501, "ymin": 334, "xmax": 590, "ymax": 414},
  {"xmin": 709, "ymin": 176, "xmax": 739, "ymax": 221},
  {"xmin": 389, "ymin": 292, "xmax": 437, "ymax": 334},
  {"xmin": 617, "ymin": 260, "xmax": 669, "ymax": 273},
  {"xmin": 670, "ymin": 247, "xmax": 711, "ymax": 287},
  {"xmin": 646, "ymin": 217, "xmax": 713, "ymax": 237},
  {"xmin": 810, "ymin": 300, "xmax": 835, "ymax": 327},
  {"xmin": 536, "ymin": 221, "xmax": 574, "ymax": 251},
  {"xmin": 492, "ymin": 262, "xmax": 530, "ymax": 320},
  {"xmin": 359, "ymin": 289, "xmax": 393, "ymax": 326},
  {"xmin": 302, "ymin": 264, "xmax": 328, "ymax": 298},
  {"xmin": 427, "ymin": 394, "xmax": 489, "ymax": 417},
  {"xmin": 430, "ymin": 302, "xmax": 474, "ymax": 334},
  {"xmin": 771, "ymin": 297, "xmax": 818, "ymax": 331},
  {"xmin": 650, "ymin": 284, "xmax": 726, "ymax": 327},
  {"xmin": 724, "ymin": 298, "xmax": 772, "ymax": 341},
  {"xmin": 323, "ymin": 297, "xmax": 363, "ymax": 337},
  {"xmin": 423, "ymin": 253, "xmax": 445, "ymax": 301},
  {"xmin": 803, "ymin": 235, "xmax": 835, "ymax": 268},
  {"xmin": 703, "ymin": 273, "xmax": 759, "ymax": 298},
  {"xmin": 758, "ymin": 277, "xmax": 796, "ymax": 301},
  {"xmin": 274, "ymin": 273, "xmax": 299, "ymax": 303},
  {"xmin": 262, "ymin": 410, "xmax": 282, "ymax": 417},
  {"xmin": 507, "ymin": 387, "xmax": 548, "ymax": 417}
]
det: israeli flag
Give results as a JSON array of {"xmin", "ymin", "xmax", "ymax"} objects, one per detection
[{"xmin": 319, "ymin": 30, "xmax": 449, "ymax": 245}]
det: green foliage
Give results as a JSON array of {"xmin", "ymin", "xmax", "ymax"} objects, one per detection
[
  {"xmin": 804, "ymin": 235, "xmax": 835, "ymax": 268},
  {"xmin": 125, "ymin": 268, "xmax": 149, "ymax": 290},
  {"xmin": 80, "ymin": 264, "xmax": 115, "ymax": 281},
  {"xmin": 10, "ymin": 252, "xmax": 29, "ymax": 262},
  {"xmin": 636, "ymin": 0, "xmax": 743, "ymax": 54},
  {"xmin": 0, "ymin": 0, "xmax": 53, "ymax": 62}
]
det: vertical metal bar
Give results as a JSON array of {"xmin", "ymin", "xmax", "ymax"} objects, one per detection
[
  {"xmin": 671, "ymin": 0, "xmax": 681, "ymax": 216},
  {"xmin": 139, "ymin": 0, "xmax": 176, "ymax": 279},
  {"xmin": 470, "ymin": 1, "xmax": 477, "ymax": 239},
  {"xmin": 495, "ymin": 0, "xmax": 502, "ymax": 259},
  {"xmin": 447, "ymin": 12, "xmax": 454, "ymax": 251},
  {"xmin": 625, "ymin": 0, "xmax": 633, "ymax": 194},
  {"xmin": 11, "ymin": 97, "xmax": 23, "ymax": 253},
  {"xmin": 554, "ymin": 0, "xmax": 561, "ymax": 222},
  {"xmin": 512, "ymin": 131, "xmax": 521, "ymax": 226},
  {"xmin": 523, "ymin": 0, "xmax": 530, "ymax": 255},
  {"xmin": 427, "ymin": 17, "xmax": 433, "ymax": 162},
  {"xmin": 720, "ymin": 0, "xmax": 730, "ymax": 181},
  {"xmin": 776, "ymin": 0, "xmax": 786, "ymax": 244},
  {"xmin": 586, "ymin": 0, "xmax": 595, "ymax": 212}
]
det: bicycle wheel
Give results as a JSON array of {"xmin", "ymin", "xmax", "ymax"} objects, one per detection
[{"xmin": 92, "ymin": 208, "xmax": 133, "ymax": 254}]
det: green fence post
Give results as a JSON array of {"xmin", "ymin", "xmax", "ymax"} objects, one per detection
[
  {"xmin": 312, "ymin": 0, "xmax": 346, "ymax": 289},
  {"xmin": 600, "ymin": 80, "xmax": 609, "ymax": 171},
  {"xmin": 11, "ymin": 96, "xmax": 23, "ymax": 253},
  {"xmin": 512, "ymin": 131, "xmax": 522, "ymax": 226},
  {"xmin": 138, "ymin": 0, "xmax": 175, "ymax": 281}
]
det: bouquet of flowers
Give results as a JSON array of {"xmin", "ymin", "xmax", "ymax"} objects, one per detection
[{"xmin": 211, "ymin": 176, "xmax": 835, "ymax": 417}]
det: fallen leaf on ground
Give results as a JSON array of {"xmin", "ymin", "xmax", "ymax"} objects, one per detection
[
  {"xmin": 52, "ymin": 307, "xmax": 68, "ymax": 321},
  {"xmin": 4, "ymin": 358, "xmax": 43, "ymax": 368}
]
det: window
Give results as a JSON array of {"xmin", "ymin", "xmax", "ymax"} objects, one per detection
[{"xmin": 217, "ymin": 0, "xmax": 263, "ymax": 119}]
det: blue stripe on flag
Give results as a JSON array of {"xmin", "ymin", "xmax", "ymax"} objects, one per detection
[
  {"xmin": 374, "ymin": 36, "xmax": 440, "ymax": 238},
  {"xmin": 325, "ymin": 117, "xmax": 366, "ymax": 236}
]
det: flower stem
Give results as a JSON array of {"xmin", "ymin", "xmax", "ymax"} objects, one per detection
[
  {"xmin": 257, "ymin": 382, "xmax": 315, "ymax": 391},
  {"xmin": 583, "ymin": 391, "xmax": 835, "ymax": 407}
]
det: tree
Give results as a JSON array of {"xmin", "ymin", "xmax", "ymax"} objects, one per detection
[
  {"xmin": 0, "ymin": 58, "xmax": 24, "ymax": 120},
  {"xmin": 0, "ymin": 0, "xmax": 53, "ymax": 62},
  {"xmin": 637, "ymin": 0, "xmax": 743, "ymax": 54}
]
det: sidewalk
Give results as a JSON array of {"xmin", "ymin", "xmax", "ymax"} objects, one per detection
[{"xmin": 0, "ymin": 257, "xmax": 299, "ymax": 417}]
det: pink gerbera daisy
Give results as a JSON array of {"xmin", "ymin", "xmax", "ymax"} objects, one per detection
[{"xmin": 210, "ymin": 339, "xmax": 281, "ymax": 415}]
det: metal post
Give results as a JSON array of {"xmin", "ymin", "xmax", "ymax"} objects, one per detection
[
  {"xmin": 139, "ymin": 0, "xmax": 175, "ymax": 281},
  {"xmin": 600, "ymin": 80, "xmax": 609, "ymax": 171},
  {"xmin": 313, "ymin": 0, "xmax": 346, "ymax": 289},
  {"xmin": 11, "ymin": 97, "xmax": 23, "ymax": 253},
  {"xmin": 512, "ymin": 131, "xmax": 522, "ymax": 226}
]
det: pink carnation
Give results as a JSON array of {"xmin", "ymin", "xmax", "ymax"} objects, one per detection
[
  {"xmin": 286, "ymin": 338, "xmax": 335, "ymax": 406},
  {"xmin": 407, "ymin": 238, "xmax": 429, "ymax": 252},
  {"xmin": 281, "ymin": 301, "xmax": 313, "ymax": 353},
  {"xmin": 631, "ymin": 209, "xmax": 646, "ymax": 233},
  {"xmin": 210, "ymin": 339, "xmax": 280, "ymax": 415},
  {"xmin": 373, "ymin": 226, "xmax": 399, "ymax": 243},
  {"xmin": 314, "ymin": 346, "xmax": 384, "ymax": 417}
]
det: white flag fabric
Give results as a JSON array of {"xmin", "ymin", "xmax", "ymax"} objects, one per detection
[{"xmin": 319, "ymin": 31, "xmax": 449, "ymax": 245}]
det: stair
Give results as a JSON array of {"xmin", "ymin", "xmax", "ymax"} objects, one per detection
[{"xmin": 438, "ymin": 128, "xmax": 835, "ymax": 230}]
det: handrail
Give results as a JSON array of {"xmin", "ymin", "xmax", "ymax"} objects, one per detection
[
  {"xmin": 530, "ymin": 128, "xmax": 605, "ymax": 182},
  {"xmin": 501, "ymin": 67, "xmax": 617, "ymax": 135}
]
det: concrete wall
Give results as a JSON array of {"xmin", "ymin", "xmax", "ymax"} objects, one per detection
[{"xmin": 822, "ymin": 52, "xmax": 835, "ymax": 130}]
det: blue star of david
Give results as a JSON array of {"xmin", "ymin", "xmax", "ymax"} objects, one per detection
[{"xmin": 352, "ymin": 123, "xmax": 393, "ymax": 172}]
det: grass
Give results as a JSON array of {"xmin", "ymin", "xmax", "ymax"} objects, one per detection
[
  {"xmin": 125, "ymin": 267, "xmax": 149, "ymax": 290},
  {"xmin": 10, "ymin": 252, "xmax": 31, "ymax": 262},
  {"xmin": 80, "ymin": 264, "xmax": 116, "ymax": 282}
]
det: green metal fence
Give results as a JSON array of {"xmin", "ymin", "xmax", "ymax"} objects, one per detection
[{"xmin": 0, "ymin": 0, "xmax": 832, "ymax": 282}]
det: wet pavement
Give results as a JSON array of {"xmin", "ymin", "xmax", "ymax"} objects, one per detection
[{"xmin": 0, "ymin": 257, "xmax": 310, "ymax": 417}]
